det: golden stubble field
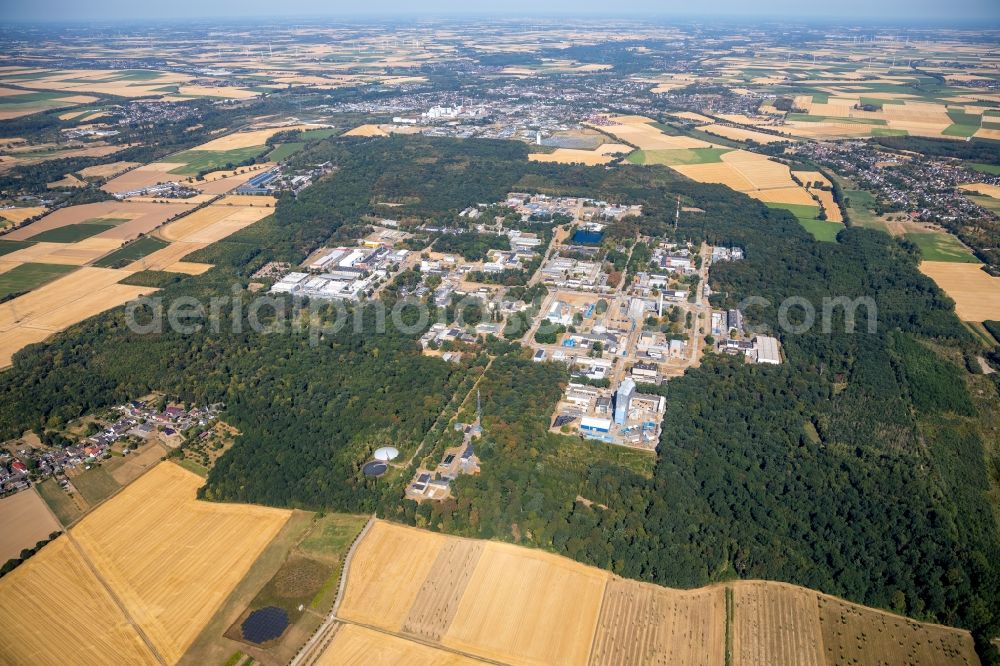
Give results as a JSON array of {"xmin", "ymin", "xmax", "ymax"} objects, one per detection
[
  {"xmin": 4, "ymin": 200, "xmax": 196, "ymax": 242},
  {"xmin": 0, "ymin": 266, "xmax": 153, "ymax": 367},
  {"xmin": 0, "ymin": 537, "xmax": 160, "ymax": 666},
  {"xmin": 529, "ymin": 143, "xmax": 630, "ymax": 166},
  {"xmin": 919, "ymin": 261, "xmax": 1000, "ymax": 321},
  {"xmin": 327, "ymin": 521, "xmax": 979, "ymax": 666},
  {"xmin": 0, "ymin": 487, "xmax": 61, "ymax": 561},
  {"xmin": 71, "ymin": 462, "xmax": 291, "ymax": 663},
  {"xmin": 591, "ymin": 115, "xmax": 714, "ymax": 150}
]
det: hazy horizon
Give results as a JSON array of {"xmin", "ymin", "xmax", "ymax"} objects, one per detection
[{"xmin": 0, "ymin": 0, "xmax": 996, "ymax": 24}]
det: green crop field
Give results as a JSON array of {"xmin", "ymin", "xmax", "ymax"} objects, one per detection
[
  {"xmin": 166, "ymin": 146, "xmax": 268, "ymax": 175},
  {"xmin": 298, "ymin": 128, "xmax": 340, "ymax": 140},
  {"xmin": 0, "ymin": 263, "xmax": 77, "ymax": 300},
  {"xmin": 0, "ymin": 240, "xmax": 35, "ymax": 257},
  {"xmin": 967, "ymin": 194, "xmax": 1000, "ymax": 215},
  {"xmin": 766, "ymin": 202, "xmax": 843, "ymax": 242},
  {"xmin": 871, "ymin": 128, "xmax": 908, "ymax": 137},
  {"xmin": 860, "ymin": 97, "xmax": 904, "ymax": 107},
  {"xmin": 967, "ymin": 162, "xmax": 1000, "ymax": 176},
  {"xmin": 628, "ymin": 147, "xmax": 730, "ymax": 166},
  {"xmin": 267, "ymin": 142, "xmax": 305, "ymax": 162},
  {"xmin": 786, "ymin": 113, "xmax": 887, "ymax": 125},
  {"xmin": 92, "ymin": 235, "xmax": 169, "ymax": 268},
  {"xmin": 943, "ymin": 109, "xmax": 981, "ymax": 137},
  {"xmin": 905, "ymin": 231, "xmax": 979, "ymax": 263},
  {"xmin": 28, "ymin": 222, "xmax": 116, "ymax": 243},
  {"xmin": 35, "ymin": 478, "xmax": 82, "ymax": 526}
]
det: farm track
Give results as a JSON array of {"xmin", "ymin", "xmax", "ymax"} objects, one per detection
[{"xmin": 65, "ymin": 530, "xmax": 167, "ymax": 665}]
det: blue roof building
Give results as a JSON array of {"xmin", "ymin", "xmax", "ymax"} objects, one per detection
[{"xmin": 614, "ymin": 378, "xmax": 636, "ymax": 424}]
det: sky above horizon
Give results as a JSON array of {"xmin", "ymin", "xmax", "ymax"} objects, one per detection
[{"xmin": 0, "ymin": 0, "xmax": 996, "ymax": 23}]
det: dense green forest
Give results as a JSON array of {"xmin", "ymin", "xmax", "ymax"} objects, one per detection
[{"xmin": 0, "ymin": 135, "xmax": 996, "ymax": 656}]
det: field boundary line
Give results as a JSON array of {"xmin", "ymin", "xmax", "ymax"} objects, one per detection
[
  {"xmin": 336, "ymin": 618, "xmax": 510, "ymax": 666},
  {"xmin": 65, "ymin": 530, "xmax": 167, "ymax": 665},
  {"xmin": 584, "ymin": 575, "xmax": 611, "ymax": 666}
]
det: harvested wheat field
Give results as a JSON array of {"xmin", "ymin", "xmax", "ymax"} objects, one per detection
[
  {"xmin": 338, "ymin": 520, "xmax": 448, "ymax": 630},
  {"xmin": 47, "ymin": 173, "xmax": 85, "ymax": 188},
  {"xmin": 188, "ymin": 125, "xmax": 315, "ymax": 151},
  {"xmin": 316, "ymin": 624, "xmax": 485, "ymax": 666},
  {"xmin": 0, "ymin": 487, "xmax": 61, "ymax": 562},
  {"xmin": 0, "ymin": 537, "xmax": 159, "ymax": 665},
  {"xmin": 698, "ymin": 124, "xmax": 790, "ymax": 144},
  {"xmin": 0, "ymin": 206, "xmax": 46, "ymax": 225},
  {"xmin": 77, "ymin": 161, "xmax": 142, "ymax": 179},
  {"xmin": 156, "ymin": 203, "xmax": 272, "ymax": 244},
  {"xmin": 958, "ymin": 183, "xmax": 1000, "ymax": 199},
  {"xmin": 671, "ymin": 162, "xmax": 757, "ymax": 191},
  {"xmin": 747, "ymin": 186, "xmax": 818, "ymax": 206},
  {"xmin": 401, "ymin": 540, "xmax": 486, "ymax": 641},
  {"xmin": 4, "ymin": 200, "xmax": 195, "ymax": 242},
  {"xmin": 0, "ymin": 267, "xmax": 151, "ymax": 366},
  {"xmin": 181, "ymin": 164, "xmax": 277, "ymax": 196},
  {"xmin": 590, "ymin": 578, "xmax": 725, "ymax": 666},
  {"xmin": 596, "ymin": 117, "xmax": 714, "ymax": 150},
  {"xmin": 216, "ymin": 194, "xmax": 277, "ymax": 207},
  {"xmin": 0, "ymin": 326, "xmax": 56, "ymax": 367},
  {"xmin": 817, "ymin": 594, "xmax": 977, "ymax": 665},
  {"xmin": 920, "ymin": 261, "xmax": 1000, "ymax": 321},
  {"xmin": 794, "ymin": 171, "xmax": 832, "ymax": 189},
  {"xmin": 721, "ymin": 150, "xmax": 799, "ymax": 190},
  {"xmin": 72, "ymin": 462, "xmax": 291, "ymax": 664},
  {"xmin": 811, "ymin": 189, "xmax": 843, "ymax": 222},
  {"xmin": 122, "ymin": 241, "xmax": 209, "ymax": 272},
  {"xmin": 343, "ymin": 123, "xmax": 390, "ymax": 137},
  {"xmin": 0, "ymin": 239, "xmax": 121, "ymax": 265},
  {"xmin": 731, "ymin": 581, "xmax": 825, "ymax": 666},
  {"xmin": 102, "ymin": 162, "xmax": 185, "ymax": 194},
  {"xmin": 441, "ymin": 540, "xmax": 608, "ymax": 666},
  {"xmin": 671, "ymin": 111, "xmax": 714, "ymax": 123}
]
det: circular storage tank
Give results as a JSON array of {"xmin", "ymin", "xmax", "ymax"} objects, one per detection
[
  {"xmin": 373, "ymin": 446, "xmax": 400, "ymax": 462},
  {"xmin": 362, "ymin": 461, "xmax": 388, "ymax": 477}
]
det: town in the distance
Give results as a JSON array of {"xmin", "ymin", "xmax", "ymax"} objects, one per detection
[{"xmin": 0, "ymin": 6, "xmax": 998, "ymax": 666}]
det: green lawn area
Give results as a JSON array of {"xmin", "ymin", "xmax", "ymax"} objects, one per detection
[
  {"xmin": 0, "ymin": 239, "xmax": 35, "ymax": 256},
  {"xmin": 786, "ymin": 113, "xmax": 887, "ymax": 126},
  {"xmin": 174, "ymin": 457, "xmax": 209, "ymax": 478},
  {"xmin": 905, "ymin": 231, "xmax": 978, "ymax": 263},
  {"xmin": 92, "ymin": 235, "xmax": 169, "ymax": 268},
  {"xmin": 0, "ymin": 91, "xmax": 63, "ymax": 107},
  {"xmin": 967, "ymin": 194, "xmax": 1000, "ymax": 215},
  {"xmin": 299, "ymin": 128, "xmax": 339, "ymax": 141},
  {"xmin": 942, "ymin": 109, "xmax": 981, "ymax": 137},
  {"xmin": 967, "ymin": 162, "xmax": 1000, "ymax": 176},
  {"xmin": 267, "ymin": 142, "xmax": 305, "ymax": 162},
  {"xmin": 842, "ymin": 187, "xmax": 888, "ymax": 231},
  {"xmin": 860, "ymin": 97, "xmax": 903, "ymax": 108},
  {"xmin": 165, "ymin": 146, "xmax": 268, "ymax": 175},
  {"xmin": 0, "ymin": 263, "xmax": 77, "ymax": 300},
  {"xmin": 35, "ymin": 479, "xmax": 82, "ymax": 527},
  {"xmin": 70, "ymin": 465, "xmax": 121, "ymax": 506},
  {"xmin": 629, "ymin": 147, "xmax": 731, "ymax": 166},
  {"xmin": 766, "ymin": 202, "xmax": 843, "ymax": 242},
  {"xmin": 871, "ymin": 128, "xmax": 908, "ymax": 137},
  {"xmin": 28, "ymin": 222, "xmax": 117, "ymax": 243},
  {"xmin": 298, "ymin": 513, "xmax": 370, "ymax": 559}
]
